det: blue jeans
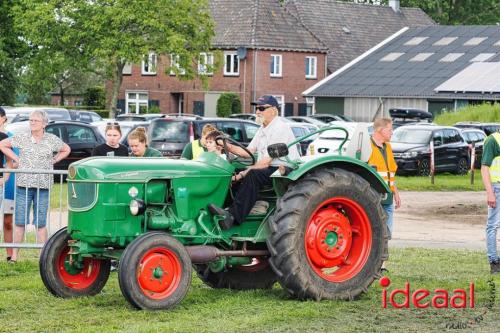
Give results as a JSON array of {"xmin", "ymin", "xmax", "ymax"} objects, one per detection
[
  {"xmin": 14, "ymin": 187, "xmax": 49, "ymax": 228},
  {"xmin": 486, "ymin": 183, "xmax": 500, "ymax": 263},
  {"xmin": 383, "ymin": 203, "xmax": 394, "ymax": 240}
]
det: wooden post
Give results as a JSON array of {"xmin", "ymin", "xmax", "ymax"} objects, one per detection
[
  {"xmin": 470, "ymin": 143, "xmax": 475, "ymax": 185},
  {"xmin": 430, "ymin": 140, "xmax": 435, "ymax": 185}
]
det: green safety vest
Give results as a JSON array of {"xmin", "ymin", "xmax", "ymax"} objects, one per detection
[{"xmin": 490, "ymin": 132, "xmax": 500, "ymax": 182}]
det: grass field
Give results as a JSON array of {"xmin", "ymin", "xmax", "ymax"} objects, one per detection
[
  {"xmin": 434, "ymin": 103, "xmax": 500, "ymax": 126},
  {"xmin": 397, "ymin": 173, "xmax": 485, "ymax": 191},
  {"xmin": 0, "ymin": 248, "xmax": 498, "ymax": 333}
]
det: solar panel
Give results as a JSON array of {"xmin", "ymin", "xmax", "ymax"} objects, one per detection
[{"xmin": 434, "ymin": 62, "xmax": 500, "ymax": 93}]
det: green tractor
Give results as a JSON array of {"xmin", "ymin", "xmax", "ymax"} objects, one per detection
[{"xmin": 40, "ymin": 125, "xmax": 391, "ymax": 310}]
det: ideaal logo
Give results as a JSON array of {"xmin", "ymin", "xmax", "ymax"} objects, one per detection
[{"xmin": 379, "ymin": 276, "xmax": 474, "ymax": 309}]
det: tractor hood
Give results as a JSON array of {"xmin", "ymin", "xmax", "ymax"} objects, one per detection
[{"xmin": 69, "ymin": 153, "xmax": 234, "ymax": 182}]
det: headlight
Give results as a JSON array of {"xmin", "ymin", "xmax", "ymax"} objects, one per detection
[
  {"xmin": 401, "ymin": 151, "xmax": 419, "ymax": 159},
  {"xmin": 129, "ymin": 199, "xmax": 145, "ymax": 216}
]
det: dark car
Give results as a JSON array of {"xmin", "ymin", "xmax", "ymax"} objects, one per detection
[
  {"xmin": 390, "ymin": 108, "xmax": 433, "ymax": 129},
  {"xmin": 147, "ymin": 117, "xmax": 259, "ymax": 158},
  {"xmin": 391, "ymin": 125, "xmax": 470, "ymax": 176},
  {"xmin": 45, "ymin": 121, "xmax": 105, "ymax": 171},
  {"xmin": 453, "ymin": 122, "xmax": 500, "ymax": 136},
  {"xmin": 459, "ymin": 128, "xmax": 486, "ymax": 169},
  {"xmin": 290, "ymin": 124, "xmax": 317, "ymax": 156},
  {"xmin": 310, "ymin": 113, "xmax": 354, "ymax": 123}
]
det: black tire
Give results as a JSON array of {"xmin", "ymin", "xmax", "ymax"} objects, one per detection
[
  {"xmin": 39, "ymin": 227, "xmax": 111, "ymax": 298},
  {"xmin": 417, "ymin": 159, "xmax": 430, "ymax": 176},
  {"xmin": 455, "ymin": 157, "xmax": 469, "ymax": 175},
  {"xmin": 194, "ymin": 257, "xmax": 277, "ymax": 290},
  {"xmin": 267, "ymin": 168, "xmax": 388, "ymax": 301},
  {"xmin": 118, "ymin": 232, "xmax": 192, "ymax": 310}
]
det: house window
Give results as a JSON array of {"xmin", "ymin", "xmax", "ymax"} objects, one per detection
[
  {"xmin": 439, "ymin": 53, "xmax": 464, "ymax": 62},
  {"xmin": 126, "ymin": 92, "xmax": 148, "ymax": 114},
  {"xmin": 122, "ymin": 62, "xmax": 132, "ymax": 75},
  {"xmin": 404, "ymin": 37, "xmax": 428, "ymax": 46},
  {"xmin": 272, "ymin": 95, "xmax": 285, "ymax": 116},
  {"xmin": 380, "ymin": 52, "xmax": 404, "ymax": 62},
  {"xmin": 433, "ymin": 37, "xmax": 457, "ymax": 46},
  {"xmin": 170, "ymin": 54, "xmax": 185, "ymax": 75},
  {"xmin": 142, "ymin": 53, "xmax": 157, "ymax": 75},
  {"xmin": 305, "ymin": 56, "xmax": 317, "ymax": 79},
  {"xmin": 198, "ymin": 52, "xmax": 214, "ymax": 75},
  {"xmin": 470, "ymin": 53, "xmax": 495, "ymax": 62},
  {"xmin": 270, "ymin": 54, "xmax": 282, "ymax": 77},
  {"xmin": 224, "ymin": 51, "xmax": 239, "ymax": 76},
  {"xmin": 409, "ymin": 53, "xmax": 434, "ymax": 62}
]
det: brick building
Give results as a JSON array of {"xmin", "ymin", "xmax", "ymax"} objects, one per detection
[{"xmin": 114, "ymin": 0, "xmax": 328, "ymax": 117}]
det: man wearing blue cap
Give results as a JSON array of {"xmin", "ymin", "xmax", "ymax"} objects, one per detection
[{"xmin": 209, "ymin": 95, "xmax": 300, "ymax": 229}]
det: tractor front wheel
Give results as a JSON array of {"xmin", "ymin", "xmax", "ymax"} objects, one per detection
[
  {"xmin": 267, "ymin": 168, "xmax": 387, "ymax": 300},
  {"xmin": 118, "ymin": 232, "xmax": 192, "ymax": 310},
  {"xmin": 194, "ymin": 257, "xmax": 277, "ymax": 290},
  {"xmin": 39, "ymin": 227, "xmax": 111, "ymax": 298}
]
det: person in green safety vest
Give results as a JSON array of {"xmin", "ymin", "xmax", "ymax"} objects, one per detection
[{"xmin": 181, "ymin": 123, "xmax": 217, "ymax": 160}]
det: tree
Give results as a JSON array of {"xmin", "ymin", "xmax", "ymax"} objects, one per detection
[{"xmin": 14, "ymin": 0, "xmax": 215, "ymax": 116}]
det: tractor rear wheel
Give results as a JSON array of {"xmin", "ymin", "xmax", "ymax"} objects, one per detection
[
  {"xmin": 267, "ymin": 168, "xmax": 388, "ymax": 300},
  {"xmin": 194, "ymin": 257, "xmax": 277, "ymax": 290},
  {"xmin": 39, "ymin": 227, "xmax": 111, "ymax": 298},
  {"xmin": 118, "ymin": 232, "xmax": 191, "ymax": 310}
]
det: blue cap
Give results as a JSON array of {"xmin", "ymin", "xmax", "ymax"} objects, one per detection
[{"xmin": 251, "ymin": 95, "xmax": 279, "ymax": 108}]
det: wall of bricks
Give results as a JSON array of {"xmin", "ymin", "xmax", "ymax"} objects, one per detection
[{"xmin": 108, "ymin": 49, "xmax": 326, "ymax": 116}]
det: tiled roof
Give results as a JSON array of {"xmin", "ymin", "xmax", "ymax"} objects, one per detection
[
  {"xmin": 209, "ymin": 0, "xmax": 327, "ymax": 52},
  {"xmin": 305, "ymin": 25, "xmax": 500, "ymax": 99},
  {"xmin": 285, "ymin": 0, "xmax": 435, "ymax": 72}
]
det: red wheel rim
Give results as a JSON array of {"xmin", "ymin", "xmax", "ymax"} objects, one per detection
[
  {"xmin": 57, "ymin": 247, "xmax": 102, "ymax": 290},
  {"xmin": 304, "ymin": 197, "xmax": 372, "ymax": 282},
  {"xmin": 236, "ymin": 257, "xmax": 269, "ymax": 272},
  {"xmin": 137, "ymin": 247, "xmax": 182, "ymax": 300}
]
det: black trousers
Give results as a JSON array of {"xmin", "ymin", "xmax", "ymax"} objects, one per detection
[{"xmin": 229, "ymin": 166, "xmax": 277, "ymax": 224}]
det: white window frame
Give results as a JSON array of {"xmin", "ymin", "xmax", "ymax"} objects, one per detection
[
  {"xmin": 170, "ymin": 54, "xmax": 185, "ymax": 75},
  {"xmin": 305, "ymin": 56, "xmax": 317, "ymax": 79},
  {"xmin": 224, "ymin": 51, "xmax": 239, "ymax": 76},
  {"xmin": 198, "ymin": 52, "xmax": 214, "ymax": 75},
  {"xmin": 270, "ymin": 54, "xmax": 282, "ymax": 77},
  {"xmin": 272, "ymin": 95, "xmax": 285, "ymax": 117},
  {"xmin": 126, "ymin": 91, "xmax": 149, "ymax": 114},
  {"xmin": 141, "ymin": 52, "xmax": 157, "ymax": 75}
]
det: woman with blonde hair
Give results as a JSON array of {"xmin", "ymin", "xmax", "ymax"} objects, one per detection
[{"xmin": 128, "ymin": 127, "xmax": 162, "ymax": 157}]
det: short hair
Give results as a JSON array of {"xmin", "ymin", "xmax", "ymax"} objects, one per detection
[
  {"xmin": 373, "ymin": 118, "xmax": 393, "ymax": 132},
  {"xmin": 201, "ymin": 123, "xmax": 217, "ymax": 136},
  {"xmin": 205, "ymin": 130, "xmax": 223, "ymax": 141},
  {"xmin": 30, "ymin": 110, "xmax": 49, "ymax": 124},
  {"xmin": 127, "ymin": 127, "xmax": 148, "ymax": 144},
  {"xmin": 105, "ymin": 121, "xmax": 122, "ymax": 135}
]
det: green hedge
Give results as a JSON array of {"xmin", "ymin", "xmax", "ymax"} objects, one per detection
[
  {"xmin": 434, "ymin": 103, "xmax": 500, "ymax": 125},
  {"xmin": 216, "ymin": 92, "xmax": 241, "ymax": 118}
]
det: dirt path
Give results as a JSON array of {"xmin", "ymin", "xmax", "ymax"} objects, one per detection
[{"xmin": 392, "ymin": 191, "xmax": 488, "ymax": 250}]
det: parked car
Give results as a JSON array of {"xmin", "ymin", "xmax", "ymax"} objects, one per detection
[
  {"xmin": 310, "ymin": 113, "xmax": 354, "ymax": 123},
  {"xmin": 391, "ymin": 125, "xmax": 470, "ymax": 176},
  {"xmin": 289, "ymin": 124, "xmax": 317, "ymax": 156},
  {"xmin": 6, "ymin": 106, "xmax": 72, "ymax": 123},
  {"xmin": 307, "ymin": 122, "xmax": 372, "ymax": 157},
  {"xmin": 147, "ymin": 117, "xmax": 259, "ymax": 158},
  {"xmin": 116, "ymin": 113, "xmax": 165, "ymax": 122},
  {"xmin": 286, "ymin": 116, "xmax": 327, "ymax": 127},
  {"xmin": 453, "ymin": 122, "xmax": 500, "ymax": 136},
  {"xmin": 229, "ymin": 113, "xmax": 256, "ymax": 122},
  {"xmin": 459, "ymin": 128, "xmax": 486, "ymax": 169},
  {"xmin": 390, "ymin": 108, "xmax": 433, "ymax": 129},
  {"xmin": 44, "ymin": 121, "xmax": 105, "ymax": 172},
  {"xmin": 69, "ymin": 110, "xmax": 103, "ymax": 123}
]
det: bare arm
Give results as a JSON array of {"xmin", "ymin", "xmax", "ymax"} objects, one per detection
[
  {"xmin": 481, "ymin": 165, "xmax": 495, "ymax": 208},
  {"xmin": 393, "ymin": 185, "xmax": 401, "ymax": 209},
  {"xmin": 225, "ymin": 142, "xmax": 255, "ymax": 158},
  {"xmin": 53, "ymin": 143, "xmax": 71, "ymax": 164},
  {"xmin": 0, "ymin": 138, "xmax": 19, "ymax": 164}
]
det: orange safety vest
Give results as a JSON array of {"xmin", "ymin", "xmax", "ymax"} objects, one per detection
[{"xmin": 368, "ymin": 140, "xmax": 398, "ymax": 192}]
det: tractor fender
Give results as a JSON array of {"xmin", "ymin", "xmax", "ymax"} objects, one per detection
[{"xmin": 271, "ymin": 155, "xmax": 392, "ymax": 200}]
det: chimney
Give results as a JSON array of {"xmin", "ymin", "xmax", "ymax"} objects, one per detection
[{"xmin": 389, "ymin": 0, "xmax": 400, "ymax": 12}]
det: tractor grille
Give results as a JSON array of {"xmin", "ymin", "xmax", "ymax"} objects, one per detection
[{"xmin": 68, "ymin": 182, "xmax": 98, "ymax": 211}]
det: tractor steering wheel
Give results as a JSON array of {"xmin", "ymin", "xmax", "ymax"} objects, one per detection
[{"xmin": 216, "ymin": 135, "xmax": 256, "ymax": 166}]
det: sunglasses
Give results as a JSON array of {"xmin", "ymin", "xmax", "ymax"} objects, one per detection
[
  {"xmin": 256, "ymin": 106, "xmax": 271, "ymax": 112},
  {"xmin": 107, "ymin": 122, "xmax": 120, "ymax": 126}
]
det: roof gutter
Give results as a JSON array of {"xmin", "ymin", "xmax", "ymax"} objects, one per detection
[{"xmin": 302, "ymin": 26, "xmax": 410, "ymax": 96}]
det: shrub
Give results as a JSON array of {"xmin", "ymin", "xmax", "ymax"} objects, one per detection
[
  {"xmin": 216, "ymin": 92, "xmax": 241, "ymax": 118},
  {"xmin": 148, "ymin": 105, "xmax": 161, "ymax": 114},
  {"xmin": 83, "ymin": 86, "xmax": 105, "ymax": 109}
]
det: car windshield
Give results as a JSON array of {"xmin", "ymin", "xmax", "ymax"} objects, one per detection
[
  {"xmin": 151, "ymin": 121, "xmax": 189, "ymax": 143},
  {"xmin": 392, "ymin": 129, "xmax": 432, "ymax": 144}
]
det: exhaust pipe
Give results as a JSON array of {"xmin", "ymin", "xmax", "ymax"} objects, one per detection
[{"xmin": 186, "ymin": 245, "xmax": 269, "ymax": 263}]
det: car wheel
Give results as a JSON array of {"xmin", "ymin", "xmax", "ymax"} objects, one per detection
[
  {"xmin": 417, "ymin": 159, "xmax": 430, "ymax": 176},
  {"xmin": 455, "ymin": 157, "xmax": 469, "ymax": 175}
]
